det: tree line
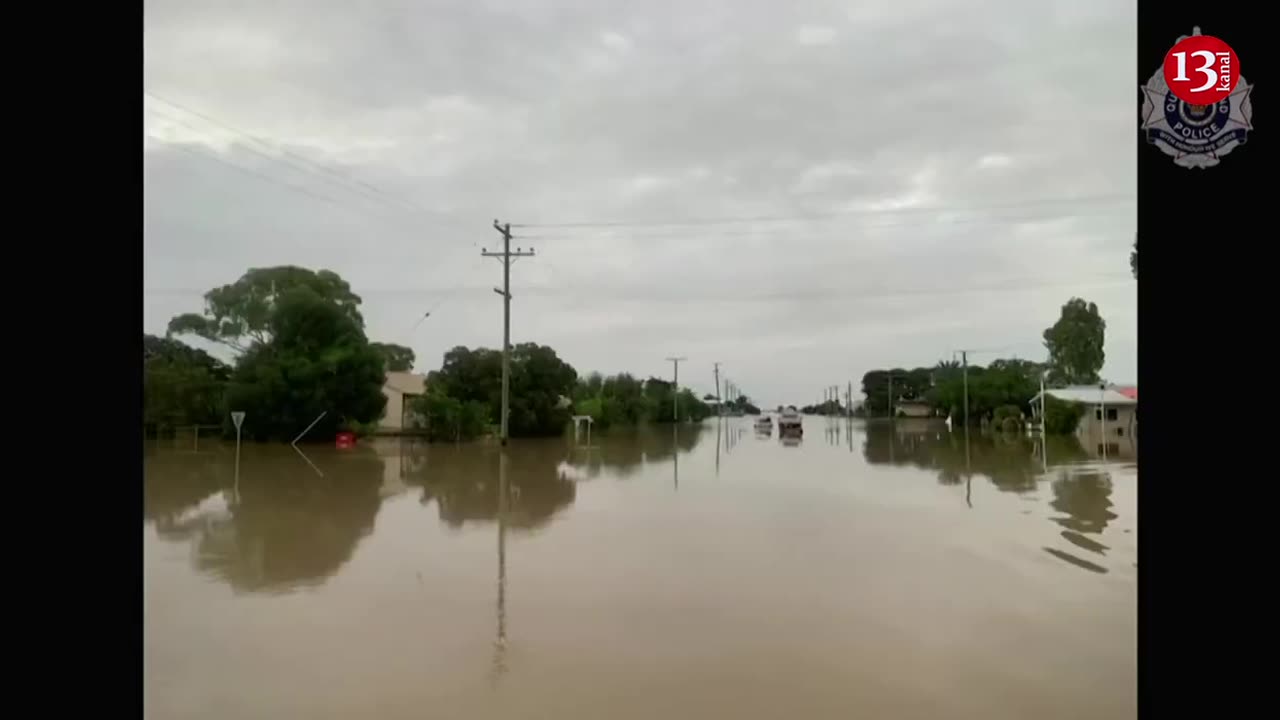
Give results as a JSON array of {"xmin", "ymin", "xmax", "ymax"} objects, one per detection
[
  {"xmin": 145, "ymin": 265, "xmax": 720, "ymax": 443},
  {"xmin": 847, "ymin": 296, "xmax": 1106, "ymax": 434}
]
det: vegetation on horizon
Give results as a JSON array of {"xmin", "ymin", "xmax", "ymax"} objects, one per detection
[
  {"xmin": 147, "ymin": 265, "xmax": 716, "ymax": 443},
  {"xmin": 849, "ymin": 296, "xmax": 1110, "ymax": 434}
]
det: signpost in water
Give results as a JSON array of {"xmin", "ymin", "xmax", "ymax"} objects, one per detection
[{"xmin": 231, "ymin": 411, "xmax": 246, "ymax": 499}]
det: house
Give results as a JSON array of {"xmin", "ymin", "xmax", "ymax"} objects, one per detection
[
  {"xmin": 894, "ymin": 398, "xmax": 933, "ymax": 418},
  {"xmin": 378, "ymin": 371, "xmax": 428, "ymax": 434},
  {"xmin": 1030, "ymin": 386, "xmax": 1137, "ymax": 453}
]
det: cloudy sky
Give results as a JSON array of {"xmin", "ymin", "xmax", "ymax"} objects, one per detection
[{"xmin": 144, "ymin": 0, "xmax": 1136, "ymax": 408}]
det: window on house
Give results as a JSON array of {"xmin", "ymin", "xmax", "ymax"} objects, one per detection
[
  {"xmin": 1096, "ymin": 409, "xmax": 1102, "ymax": 420},
  {"xmin": 1106, "ymin": 408, "xmax": 1118, "ymax": 421},
  {"xmin": 1116, "ymin": 427, "xmax": 1124, "ymax": 437}
]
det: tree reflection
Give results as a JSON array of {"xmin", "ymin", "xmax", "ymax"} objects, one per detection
[
  {"xmin": 145, "ymin": 452, "xmax": 228, "ymax": 529},
  {"xmin": 1040, "ymin": 466, "xmax": 1117, "ymax": 574},
  {"xmin": 194, "ymin": 450, "xmax": 386, "ymax": 594},
  {"xmin": 404, "ymin": 441, "xmax": 577, "ymax": 531},
  {"xmin": 558, "ymin": 423, "xmax": 708, "ymax": 481},
  {"xmin": 862, "ymin": 421, "xmax": 1089, "ymax": 493},
  {"xmin": 146, "ymin": 448, "xmax": 387, "ymax": 594},
  {"xmin": 1048, "ymin": 468, "xmax": 1117, "ymax": 535}
]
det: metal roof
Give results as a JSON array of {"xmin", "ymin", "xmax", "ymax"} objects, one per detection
[{"xmin": 1031, "ymin": 387, "xmax": 1137, "ymax": 405}]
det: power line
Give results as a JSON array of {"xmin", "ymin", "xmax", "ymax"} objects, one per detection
[
  {"xmin": 145, "ymin": 106, "xmax": 422, "ymax": 222},
  {"xmin": 147, "ymin": 136, "xmax": 409, "ymax": 224},
  {"xmin": 509, "ymin": 193, "xmax": 1133, "ymax": 231},
  {"xmin": 516, "ymin": 206, "xmax": 1133, "ymax": 243},
  {"xmin": 145, "ymin": 91, "xmax": 450, "ymax": 222},
  {"xmin": 144, "ymin": 272, "xmax": 1133, "ymax": 303}
]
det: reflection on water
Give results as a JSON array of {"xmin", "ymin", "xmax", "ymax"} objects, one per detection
[
  {"xmin": 861, "ymin": 419, "xmax": 1135, "ymax": 576},
  {"xmin": 147, "ymin": 449, "xmax": 386, "ymax": 594},
  {"xmin": 146, "ymin": 418, "xmax": 1135, "ymax": 719},
  {"xmin": 409, "ymin": 442, "xmax": 577, "ymax": 530}
]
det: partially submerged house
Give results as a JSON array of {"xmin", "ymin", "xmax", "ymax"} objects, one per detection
[
  {"xmin": 1030, "ymin": 386, "xmax": 1137, "ymax": 454},
  {"xmin": 893, "ymin": 398, "xmax": 933, "ymax": 418},
  {"xmin": 378, "ymin": 371, "xmax": 428, "ymax": 434}
]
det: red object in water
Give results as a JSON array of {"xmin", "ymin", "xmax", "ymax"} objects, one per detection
[{"xmin": 335, "ymin": 432, "xmax": 356, "ymax": 449}]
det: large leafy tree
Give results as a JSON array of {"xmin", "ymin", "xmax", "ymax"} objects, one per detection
[
  {"xmin": 1043, "ymin": 298, "xmax": 1106, "ymax": 385},
  {"xmin": 167, "ymin": 266, "xmax": 364, "ymax": 353},
  {"xmin": 143, "ymin": 334, "xmax": 230, "ymax": 429},
  {"xmin": 225, "ymin": 287, "xmax": 386, "ymax": 441},
  {"xmin": 929, "ymin": 361, "xmax": 1040, "ymax": 422},
  {"xmin": 371, "ymin": 342, "xmax": 415, "ymax": 372},
  {"xmin": 861, "ymin": 367, "xmax": 934, "ymax": 416},
  {"xmin": 423, "ymin": 342, "xmax": 579, "ymax": 437}
]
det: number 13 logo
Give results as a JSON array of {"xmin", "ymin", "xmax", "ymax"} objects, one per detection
[{"xmin": 1164, "ymin": 34, "xmax": 1239, "ymax": 104}]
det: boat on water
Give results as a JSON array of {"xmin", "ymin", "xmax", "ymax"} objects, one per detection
[{"xmin": 777, "ymin": 406, "xmax": 803, "ymax": 436}]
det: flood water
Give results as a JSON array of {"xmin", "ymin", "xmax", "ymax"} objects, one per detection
[{"xmin": 144, "ymin": 417, "xmax": 1136, "ymax": 720}]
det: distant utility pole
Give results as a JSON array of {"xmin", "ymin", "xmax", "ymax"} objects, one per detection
[
  {"xmin": 713, "ymin": 362, "xmax": 722, "ymax": 404},
  {"xmin": 962, "ymin": 351, "xmax": 969, "ymax": 432},
  {"xmin": 484, "ymin": 220, "xmax": 535, "ymax": 445},
  {"xmin": 666, "ymin": 356, "xmax": 687, "ymax": 421},
  {"xmin": 847, "ymin": 382, "xmax": 853, "ymax": 418}
]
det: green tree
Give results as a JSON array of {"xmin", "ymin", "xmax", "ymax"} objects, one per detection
[
  {"xmin": 167, "ymin": 266, "xmax": 364, "ymax": 353},
  {"xmin": 861, "ymin": 367, "xmax": 935, "ymax": 416},
  {"xmin": 1043, "ymin": 395, "xmax": 1086, "ymax": 435},
  {"xmin": 225, "ymin": 287, "xmax": 387, "ymax": 442},
  {"xmin": 426, "ymin": 343, "xmax": 578, "ymax": 437},
  {"xmin": 143, "ymin": 334, "xmax": 230, "ymax": 430},
  {"xmin": 929, "ymin": 360, "xmax": 1040, "ymax": 423},
  {"xmin": 1043, "ymin": 298, "xmax": 1106, "ymax": 385},
  {"xmin": 371, "ymin": 342, "xmax": 415, "ymax": 372},
  {"xmin": 412, "ymin": 385, "xmax": 489, "ymax": 441},
  {"xmin": 1130, "ymin": 238, "xmax": 1137, "ymax": 279}
]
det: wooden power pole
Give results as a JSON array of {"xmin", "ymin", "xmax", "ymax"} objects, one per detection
[{"xmin": 483, "ymin": 220, "xmax": 535, "ymax": 445}]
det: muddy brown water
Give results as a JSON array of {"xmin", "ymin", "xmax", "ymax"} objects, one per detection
[{"xmin": 144, "ymin": 417, "xmax": 1136, "ymax": 719}]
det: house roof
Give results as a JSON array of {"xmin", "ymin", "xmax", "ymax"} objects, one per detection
[
  {"xmin": 384, "ymin": 371, "xmax": 427, "ymax": 396},
  {"xmin": 1031, "ymin": 387, "xmax": 1137, "ymax": 406},
  {"xmin": 1114, "ymin": 386, "xmax": 1138, "ymax": 400}
]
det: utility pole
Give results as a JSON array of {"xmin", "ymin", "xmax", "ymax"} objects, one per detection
[
  {"xmin": 483, "ymin": 220, "xmax": 535, "ymax": 445},
  {"xmin": 1099, "ymin": 381, "xmax": 1108, "ymax": 461},
  {"xmin": 962, "ymin": 351, "xmax": 969, "ymax": 433},
  {"xmin": 713, "ymin": 362, "xmax": 722, "ymax": 404},
  {"xmin": 666, "ymin": 356, "xmax": 686, "ymax": 421},
  {"xmin": 887, "ymin": 375, "xmax": 894, "ymax": 419},
  {"xmin": 1039, "ymin": 371, "xmax": 1047, "ymax": 435},
  {"xmin": 847, "ymin": 381, "xmax": 852, "ymax": 418}
]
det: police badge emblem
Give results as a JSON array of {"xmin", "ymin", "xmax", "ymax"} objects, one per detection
[{"xmin": 1140, "ymin": 27, "xmax": 1254, "ymax": 169}]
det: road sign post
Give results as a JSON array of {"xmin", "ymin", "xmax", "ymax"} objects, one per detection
[{"xmin": 231, "ymin": 412, "xmax": 246, "ymax": 499}]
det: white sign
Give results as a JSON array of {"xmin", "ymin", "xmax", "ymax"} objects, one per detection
[{"xmin": 231, "ymin": 411, "xmax": 246, "ymax": 430}]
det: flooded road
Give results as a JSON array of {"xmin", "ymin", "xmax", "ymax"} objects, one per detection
[{"xmin": 144, "ymin": 417, "xmax": 1136, "ymax": 720}]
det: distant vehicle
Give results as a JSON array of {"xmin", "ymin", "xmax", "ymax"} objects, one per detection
[
  {"xmin": 753, "ymin": 415, "xmax": 773, "ymax": 432},
  {"xmin": 777, "ymin": 406, "xmax": 803, "ymax": 436}
]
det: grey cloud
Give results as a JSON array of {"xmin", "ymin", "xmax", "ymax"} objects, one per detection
[{"xmin": 145, "ymin": 0, "xmax": 1137, "ymax": 406}]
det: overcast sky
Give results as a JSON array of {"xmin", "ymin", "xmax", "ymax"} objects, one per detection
[{"xmin": 144, "ymin": 1, "xmax": 1136, "ymax": 408}]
